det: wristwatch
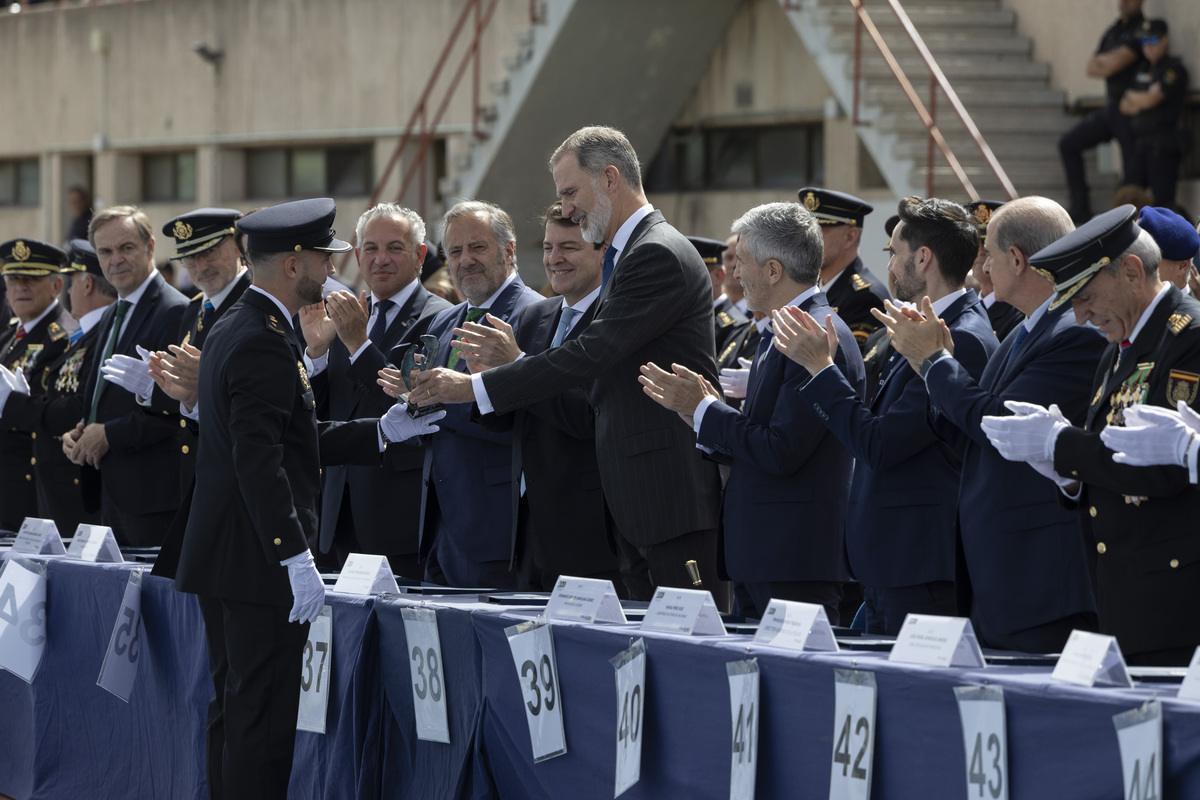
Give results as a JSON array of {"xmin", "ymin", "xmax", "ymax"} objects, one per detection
[{"xmin": 919, "ymin": 349, "xmax": 951, "ymax": 380}]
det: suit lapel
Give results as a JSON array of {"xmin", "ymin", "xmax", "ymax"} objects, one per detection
[
  {"xmin": 597, "ymin": 211, "xmax": 663, "ymax": 311},
  {"xmin": 117, "ymin": 273, "xmax": 162, "ymax": 353}
]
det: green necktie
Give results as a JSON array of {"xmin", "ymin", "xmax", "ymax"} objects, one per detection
[
  {"xmin": 89, "ymin": 299, "xmax": 131, "ymax": 423},
  {"xmin": 447, "ymin": 307, "xmax": 487, "ymax": 370}
]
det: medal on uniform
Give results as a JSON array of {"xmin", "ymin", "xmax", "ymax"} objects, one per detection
[
  {"xmin": 1107, "ymin": 362, "xmax": 1153, "ymax": 427},
  {"xmin": 400, "ymin": 335, "xmax": 443, "ymax": 419}
]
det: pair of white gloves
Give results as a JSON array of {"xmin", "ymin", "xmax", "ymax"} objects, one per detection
[
  {"xmin": 0, "ymin": 365, "xmax": 30, "ymax": 414},
  {"xmin": 980, "ymin": 399, "xmax": 1200, "ymax": 487}
]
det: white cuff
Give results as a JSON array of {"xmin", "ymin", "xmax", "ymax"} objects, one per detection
[
  {"xmin": 280, "ymin": 548, "xmax": 310, "ymax": 567},
  {"xmin": 304, "ymin": 350, "xmax": 328, "ymax": 378},
  {"xmin": 180, "ymin": 401, "xmax": 200, "ymax": 422},
  {"xmin": 472, "ymin": 372, "xmax": 494, "ymax": 415},
  {"xmin": 692, "ymin": 394, "xmax": 719, "ymax": 435},
  {"xmin": 1189, "ymin": 434, "xmax": 1200, "ymax": 485},
  {"xmin": 348, "ymin": 340, "xmax": 372, "ymax": 364}
]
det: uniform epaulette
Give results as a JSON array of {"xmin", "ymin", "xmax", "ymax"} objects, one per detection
[
  {"xmin": 48, "ymin": 322, "xmax": 67, "ymax": 342},
  {"xmin": 717, "ymin": 311, "xmax": 737, "ymax": 328},
  {"xmin": 851, "ymin": 274, "xmax": 871, "ymax": 291},
  {"xmin": 1167, "ymin": 313, "xmax": 1193, "ymax": 335},
  {"xmin": 191, "ymin": 291, "xmax": 205, "ymax": 302},
  {"xmin": 265, "ymin": 313, "xmax": 291, "ymax": 337},
  {"xmin": 719, "ymin": 339, "xmax": 738, "ymax": 362}
]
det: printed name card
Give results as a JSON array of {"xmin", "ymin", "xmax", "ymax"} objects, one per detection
[
  {"xmin": 751, "ymin": 599, "xmax": 838, "ymax": 652},
  {"xmin": 640, "ymin": 587, "xmax": 725, "ymax": 636},
  {"xmin": 97, "ymin": 570, "xmax": 144, "ymax": 701},
  {"xmin": 505, "ymin": 620, "xmax": 567, "ymax": 762},
  {"xmin": 332, "ymin": 553, "xmax": 400, "ymax": 596},
  {"xmin": 611, "ymin": 638, "xmax": 647, "ymax": 796},
  {"xmin": 67, "ymin": 524, "xmax": 123, "ymax": 563},
  {"xmin": 296, "ymin": 606, "xmax": 334, "ymax": 734},
  {"xmin": 1114, "ymin": 700, "xmax": 1162, "ymax": 800},
  {"xmin": 544, "ymin": 576, "xmax": 626, "ymax": 624},
  {"xmin": 954, "ymin": 686, "xmax": 1008, "ymax": 800},
  {"xmin": 402, "ymin": 606, "xmax": 451, "ymax": 743},
  {"xmin": 1175, "ymin": 647, "xmax": 1200, "ymax": 701},
  {"xmin": 889, "ymin": 614, "xmax": 986, "ymax": 668},
  {"xmin": 727, "ymin": 659, "xmax": 760, "ymax": 800},
  {"xmin": 1051, "ymin": 629, "xmax": 1132, "ymax": 688},
  {"xmin": 11, "ymin": 518, "xmax": 64, "ymax": 556},
  {"xmin": 0, "ymin": 556, "xmax": 49, "ymax": 682}
]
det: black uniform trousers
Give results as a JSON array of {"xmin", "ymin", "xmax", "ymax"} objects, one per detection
[{"xmin": 1059, "ymin": 104, "xmax": 1138, "ymax": 216}]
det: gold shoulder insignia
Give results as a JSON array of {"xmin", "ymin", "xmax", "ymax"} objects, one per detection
[
  {"xmin": 719, "ymin": 340, "xmax": 738, "ymax": 362},
  {"xmin": 863, "ymin": 344, "xmax": 878, "ymax": 362},
  {"xmin": 1168, "ymin": 313, "xmax": 1192, "ymax": 335},
  {"xmin": 266, "ymin": 314, "xmax": 290, "ymax": 336},
  {"xmin": 851, "ymin": 274, "xmax": 871, "ymax": 291},
  {"xmin": 717, "ymin": 311, "xmax": 735, "ymax": 328},
  {"xmin": 48, "ymin": 322, "xmax": 67, "ymax": 342}
]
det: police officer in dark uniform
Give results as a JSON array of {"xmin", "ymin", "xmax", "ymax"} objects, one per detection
[
  {"xmin": 0, "ymin": 238, "xmax": 77, "ymax": 530},
  {"xmin": 799, "ymin": 187, "xmax": 891, "ymax": 353},
  {"xmin": 1120, "ymin": 19, "xmax": 1190, "ymax": 213},
  {"xmin": 0, "ymin": 240, "xmax": 112, "ymax": 535},
  {"xmin": 982, "ymin": 205, "xmax": 1200, "ymax": 665},
  {"xmin": 1058, "ymin": 0, "xmax": 1144, "ymax": 222},
  {"xmin": 688, "ymin": 235, "xmax": 748, "ymax": 361}
]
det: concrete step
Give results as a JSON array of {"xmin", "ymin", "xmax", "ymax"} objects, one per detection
[
  {"xmin": 827, "ymin": 31, "xmax": 1032, "ymax": 57},
  {"xmin": 853, "ymin": 56, "xmax": 1049, "ymax": 81},
  {"xmin": 815, "ymin": 6, "xmax": 1016, "ymax": 30},
  {"xmin": 867, "ymin": 85, "xmax": 1066, "ymax": 110},
  {"xmin": 890, "ymin": 136, "xmax": 1061, "ymax": 161}
]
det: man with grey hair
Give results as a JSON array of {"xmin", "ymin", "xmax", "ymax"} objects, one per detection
[
  {"xmin": 407, "ymin": 126, "xmax": 726, "ymax": 604},
  {"xmin": 301, "ymin": 203, "xmax": 451, "ymax": 576},
  {"xmin": 879, "ymin": 196, "xmax": 1105, "ymax": 654},
  {"xmin": 391, "ymin": 199, "xmax": 540, "ymax": 588},
  {"xmin": 639, "ymin": 201, "xmax": 863, "ymax": 621},
  {"xmin": 981, "ymin": 205, "xmax": 1200, "ymax": 665},
  {"xmin": 773, "ymin": 197, "xmax": 998, "ymax": 633}
]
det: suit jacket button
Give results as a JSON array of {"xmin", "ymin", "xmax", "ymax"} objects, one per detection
[
  {"xmin": 73, "ymin": 478, "xmax": 79, "ymax": 485},
  {"xmin": 182, "ymin": 445, "xmax": 190, "ymax": 454},
  {"xmin": 180, "ymin": 419, "xmax": 188, "ymax": 428},
  {"xmin": 25, "ymin": 474, "xmax": 31, "ymax": 481},
  {"xmin": 1096, "ymin": 542, "xmax": 1106, "ymax": 554},
  {"xmin": 1088, "ymin": 506, "xmax": 1097, "ymax": 518},
  {"xmin": 1170, "ymin": 558, "xmax": 1180, "ymax": 568},
  {"xmin": 30, "ymin": 432, "xmax": 36, "ymax": 439},
  {"xmin": 29, "ymin": 457, "xmax": 35, "ymax": 465},
  {"xmin": 274, "ymin": 538, "xmax": 282, "ymax": 546}
]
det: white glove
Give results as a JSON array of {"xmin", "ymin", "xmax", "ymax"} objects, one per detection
[
  {"xmin": 101, "ymin": 345, "xmax": 155, "ymax": 398},
  {"xmin": 283, "ymin": 548, "xmax": 326, "ymax": 624},
  {"xmin": 0, "ymin": 364, "xmax": 30, "ymax": 415},
  {"xmin": 980, "ymin": 400, "xmax": 1075, "ymax": 487},
  {"xmin": 380, "ymin": 402, "xmax": 446, "ymax": 443},
  {"xmin": 1103, "ymin": 401, "xmax": 1200, "ymax": 481},
  {"xmin": 718, "ymin": 357, "xmax": 753, "ymax": 399}
]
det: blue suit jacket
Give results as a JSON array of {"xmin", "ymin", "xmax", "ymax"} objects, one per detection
[
  {"xmin": 802, "ymin": 291, "xmax": 998, "ymax": 588},
  {"xmin": 698, "ymin": 292, "xmax": 864, "ymax": 583},
  {"xmin": 414, "ymin": 276, "xmax": 542, "ymax": 564},
  {"xmin": 925, "ymin": 300, "xmax": 1106, "ymax": 638}
]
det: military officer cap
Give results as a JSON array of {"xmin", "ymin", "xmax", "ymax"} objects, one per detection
[
  {"xmin": 237, "ymin": 198, "xmax": 352, "ymax": 254},
  {"xmin": 63, "ymin": 238, "xmax": 103, "ymax": 277},
  {"xmin": 797, "ymin": 187, "xmax": 873, "ymax": 227},
  {"xmin": 1140, "ymin": 19, "xmax": 1168, "ymax": 38},
  {"xmin": 420, "ymin": 239, "xmax": 443, "ymax": 282},
  {"xmin": 163, "ymin": 207, "xmax": 243, "ymax": 259},
  {"xmin": 687, "ymin": 235, "xmax": 728, "ymax": 267},
  {"xmin": 0, "ymin": 238, "xmax": 67, "ymax": 277},
  {"xmin": 1137, "ymin": 207, "xmax": 1199, "ymax": 262},
  {"xmin": 1029, "ymin": 205, "xmax": 1141, "ymax": 310},
  {"xmin": 963, "ymin": 200, "xmax": 1005, "ymax": 242}
]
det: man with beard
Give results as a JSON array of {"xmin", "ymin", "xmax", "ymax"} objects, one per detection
[
  {"xmin": 407, "ymin": 126, "xmax": 726, "ymax": 606},
  {"xmin": 800, "ymin": 187, "xmax": 891, "ymax": 353},
  {"xmin": 0, "ymin": 240, "xmax": 113, "ymax": 534},
  {"xmin": 0, "ymin": 238, "xmax": 77, "ymax": 529},
  {"xmin": 774, "ymin": 197, "xmax": 998, "ymax": 633},
  {"xmin": 876, "ymin": 196, "xmax": 1106, "ymax": 653}
]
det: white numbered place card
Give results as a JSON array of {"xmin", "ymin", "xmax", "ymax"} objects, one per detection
[
  {"xmin": 296, "ymin": 605, "xmax": 333, "ymax": 734},
  {"xmin": 1051, "ymin": 629, "xmax": 1132, "ymax": 688},
  {"xmin": 1176, "ymin": 647, "xmax": 1200, "ymax": 701},
  {"xmin": 1114, "ymin": 700, "xmax": 1162, "ymax": 800},
  {"xmin": 751, "ymin": 599, "xmax": 838, "ymax": 652},
  {"xmin": 505, "ymin": 620, "xmax": 567, "ymax": 762},
  {"xmin": 0, "ymin": 556, "xmax": 49, "ymax": 682},
  {"xmin": 727, "ymin": 659, "xmax": 760, "ymax": 800},
  {"xmin": 889, "ymin": 614, "xmax": 985, "ymax": 669},
  {"xmin": 402, "ymin": 606, "xmax": 451, "ymax": 743},
  {"xmin": 829, "ymin": 669, "xmax": 876, "ymax": 800},
  {"xmin": 11, "ymin": 518, "xmax": 64, "ymax": 556},
  {"xmin": 97, "ymin": 569, "xmax": 144, "ymax": 701},
  {"xmin": 611, "ymin": 638, "xmax": 647, "ymax": 797},
  {"xmin": 332, "ymin": 553, "xmax": 400, "ymax": 596},
  {"xmin": 954, "ymin": 685, "xmax": 1008, "ymax": 800},
  {"xmin": 544, "ymin": 576, "xmax": 626, "ymax": 624},
  {"xmin": 640, "ymin": 587, "xmax": 724, "ymax": 636},
  {"xmin": 67, "ymin": 524, "xmax": 123, "ymax": 563}
]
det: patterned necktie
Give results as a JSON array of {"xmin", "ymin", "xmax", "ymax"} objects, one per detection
[
  {"xmin": 368, "ymin": 298, "xmax": 394, "ymax": 346},
  {"xmin": 601, "ymin": 246, "xmax": 618, "ymax": 293},
  {"xmin": 447, "ymin": 306, "xmax": 487, "ymax": 370},
  {"xmin": 14, "ymin": 326, "xmax": 25, "ymax": 341},
  {"xmin": 89, "ymin": 299, "xmax": 131, "ymax": 423},
  {"xmin": 551, "ymin": 306, "xmax": 580, "ymax": 347}
]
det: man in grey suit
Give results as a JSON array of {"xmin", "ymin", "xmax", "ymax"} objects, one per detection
[{"xmin": 408, "ymin": 126, "xmax": 726, "ymax": 606}]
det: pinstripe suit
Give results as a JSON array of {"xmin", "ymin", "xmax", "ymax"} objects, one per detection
[{"xmin": 480, "ymin": 211, "xmax": 723, "ymax": 599}]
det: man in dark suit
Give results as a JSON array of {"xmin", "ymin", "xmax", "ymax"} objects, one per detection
[
  {"xmin": 62, "ymin": 206, "xmax": 190, "ymax": 546},
  {"xmin": 408, "ymin": 126, "xmax": 725, "ymax": 605},
  {"xmin": 777, "ymin": 197, "xmax": 999, "ymax": 634},
  {"xmin": 982, "ymin": 206, "xmax": 1200, "ymax": 665},
  {"xmin": 0, "ymin": 238, "xmax": 77, "ymax": 530},
  {"xmin": 640, "ymin": 201, "xmax": 864, "ymax": 621},
  {"xmin": 799, "ymin": 187, "xmax": 891, "ymax": 353},
  {"xmin": 174, "ymin": 198, "xmax": 429, "ymax": 800},
  {"xmin": 393, "ymin": 200, "xmax": 541, "ymax": 589},
  {"xmin": 302, "ymin": 203, "xmax": 451, "ymax": 577},
  {"xmin": 0, "ymin": 240, "xmax": 112, "ymax": 535},
  {"xmin": 880, "ymin": 196, "xmax": 1107, "ymax": 653}
]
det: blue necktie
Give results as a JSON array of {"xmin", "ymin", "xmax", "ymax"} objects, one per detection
[
  {"xmin": 368, "ymin": 298, "xmax": 394, "ymax": 346},
  {"xmin": 551, "ymin": 306, "xmax": 580, "ymax": 347},
  {"xmin": 199, "ymin": 300, "xmax": 215, "ymax": 331},
  {"xmin": 1003, "ymin": 322, "xmax": 1029, "ymax": 370},
  {"xmin": 601, "ymin": 246, "xmax": 617, "ymax": 293}
]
